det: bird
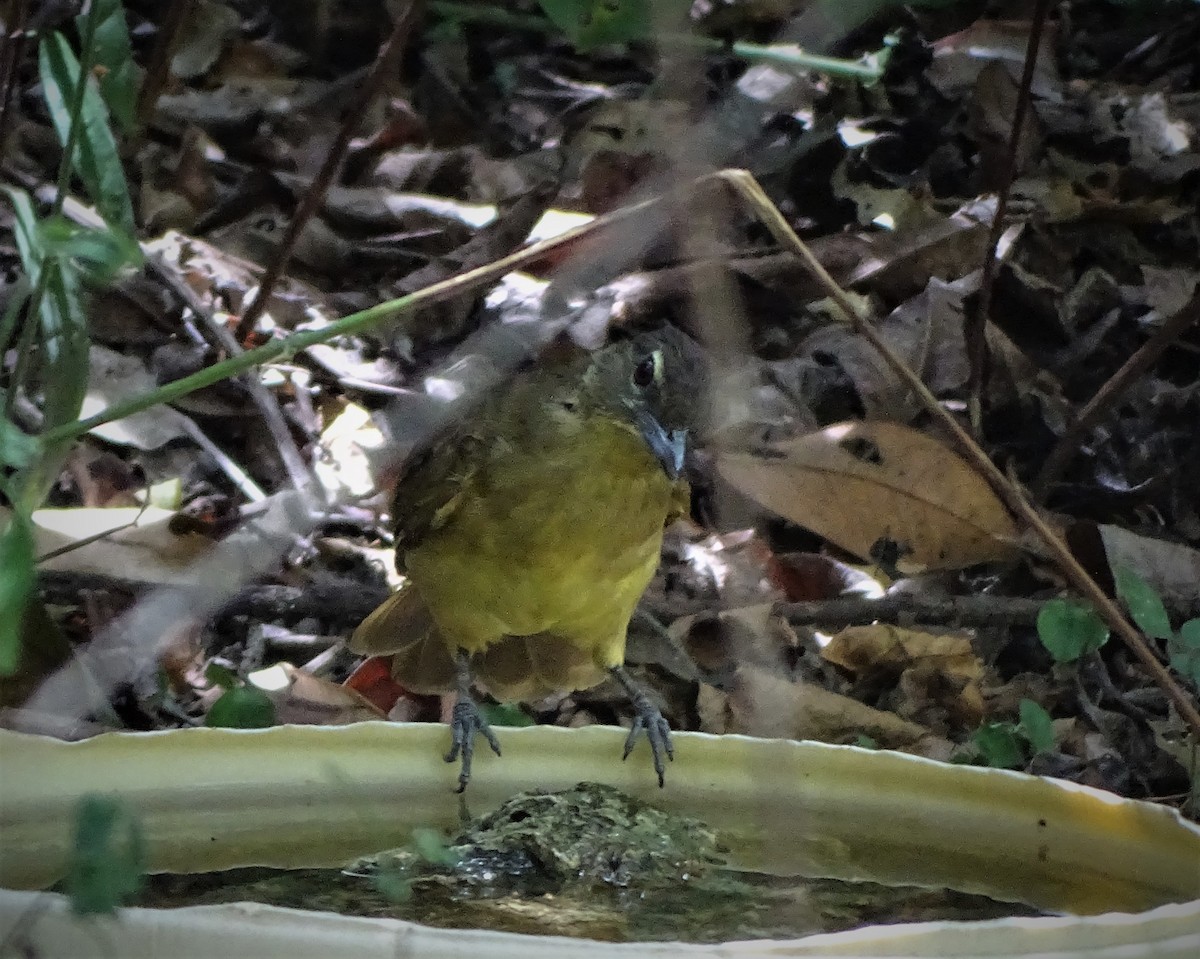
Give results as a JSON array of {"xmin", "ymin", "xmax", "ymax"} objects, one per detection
[{"xmin": 349, "ymin": 325, "xmax": 704, "ymax": 791}]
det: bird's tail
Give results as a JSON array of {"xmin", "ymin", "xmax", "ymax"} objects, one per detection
[
  {"xmin": 350, "ymin": 587, "xmax": 607, "ymax": 701},
  {"xmin": 348, "ymin": 585, "xmax": 457, "ymax": 694}
]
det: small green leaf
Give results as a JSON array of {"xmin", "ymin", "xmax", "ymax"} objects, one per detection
[
  {"xmin": 0, "ymin": 511, "xmax": 36, "ymax": 676},
  {"xmin": 78, "ymin": 0, "xmax": 140, "ymax": 134},
  {"xmin": 1114, "ymin": 566, "xmax": 1174, "ymax": 640},
  {"xmin": 37, "ymin": 259, "xmax": 90, "ymax": 432},
  {"xmin": 973, "ymin": 722, "xmax": 1026, "ymax": 769},
  {"xmin": 482, "ymin": 701, "xmax": 534, "ymax": 727},
  {"xmin": 65, "ymin": 795, "xmax": 146, "ymax": 915},
  {"xmin": 1168, "ymin": 619, "xmax": 1200, "ymax": 686},
  {"xmin": 205, "ymin": 684, "xmax": 276, "ymax": 728},
  {"xmin": 40, "ymin": 214, "xmax": 142, "ymax": 280},
  {"xmin": 39, "ymin": 30, "xmax": 137, "ymax": 235},
  {"xmin": 4, "ymin": 186, "xmax": 46, "ymax": 280},
  {"xmin": 536, "ymin": 0, "xmax": 653, "ymax": 50},
  {"xmin": 204, "ymin": 661, "xmax": 238, "ymax": 689},
  {"xmin": 0, "ymin": 418, "xmax": 39, "ymax": 470},
  {"xmin": 1018, "ymin": 699, "xmax": 1055, "ymax": 755},
  {"xmin": 1037, "ymin": 598, "xmax": 1110, "ymax": 663}
]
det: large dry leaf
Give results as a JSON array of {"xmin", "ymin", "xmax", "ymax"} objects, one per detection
[
  {"xmin": 28, "ymin": 506, "xmax": 213, "ymax": 584},
  {"xmin": 249, "ymin": 663, "xmax": 384, "ymax": 725},
  {"xmin": 698, "ymin": 665, "xmax": 928, "ymax": 747},
  {"xmin": 717, "ymin": 420, "xmax": 1018, "ymax": 572},
  {"xmin": 822, "ymin": 624, "xmax": 985, "ymax": 729}
]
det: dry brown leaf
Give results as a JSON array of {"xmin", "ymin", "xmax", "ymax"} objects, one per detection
[
  {"xmin": 28, "ymin": 506, "xmax": 214, "ymax": 585},
  {"xmin": 823, "ymin": 624, "xmax": 985, "ymax": 729},
  {"xmin": 250, "ymin": 663, "xmax": 384, "ymax": 725},
  {"xmin": 698, "ymin": 665, "xmax": 927, "ymax": 747},
  {"xmin": 822, "ymin": 624, "xmax": 979, "ymax": 676},
  {"xmin": 716, "ymin": 420, "xmax": 1019, "ymax": 572}
]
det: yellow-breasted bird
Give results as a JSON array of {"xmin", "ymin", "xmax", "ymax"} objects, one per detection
[{"xmin": 350, "ymin": 325, "xmax": 704, "ymax": 790}]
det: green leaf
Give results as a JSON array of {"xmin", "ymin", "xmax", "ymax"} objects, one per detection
[
  {"xmin": 1037, "ymin": 598, "xmax": 1111, "ymax": 663},
  {"xmin": 40, "ymin": 214, "xmax": 142, "ymax": 280},
  {"xmin": 0, "ymin": 511, "xmax": 36, "ymax": 676},
  {"xmin": 3, "ymin": 187, "xmax": 89, "ymax": 434},
  {"xmin": 973, "ymin": 723, "xmax": 1026, "ymax": 769},
  {"xmin": 4, "ymin": 186, "xmax": 46, "ymax": 281},
  {"xmin": 78, "ymin": 0, "xmax": 140, "ymax": 134},
  {"xmin": 482, "ymin": 701, "xmax": 534, "ymax": 727},
  {"xmin": 1168, "ymin": 619, "xmax": 1200, "ymax": 686},
  {"xmin": 1017, "ymin": 699, "xmax": 1055, "ymax": 755},
  {"xmin": 65, "ymin": 795, "xmax": 146, "ymax": 915},
  {"xmin": 204, "ymin": 661, "xmax": 238, "ymax": 689},
  {"xmin": 205, "ymin": 684, "xmax": 277, "ymax": 728},
  {"xmin": 0, "ymin": 418, "xmax": 39, "ymax": 470},
  {"xmin": 37, "ymin": 259, "xmax": 90, "ymax": 432},
  {"xmin": 1114, "ymin": 566, "xmax": 1174, "ymax": 640},
  {"xmin": 39, "ymin": 30, "xmax": 137, "ymax": 235},
  {"xmin": 536, "ymin": 0, "xmax": 653, "ymax": 50}
]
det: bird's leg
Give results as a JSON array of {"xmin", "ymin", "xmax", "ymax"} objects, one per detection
[
  {"xmin": 610, "ymin": 665, "xmax": 674, "ymax": 787},
  {"xmin": 445, "ymin": 649, "xmax": 501, "ymax": 792}
]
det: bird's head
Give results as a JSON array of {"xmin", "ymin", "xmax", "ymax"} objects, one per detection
[{"xmin": 581, "ymin": 326, "xmax": 706, "ymax": 480}]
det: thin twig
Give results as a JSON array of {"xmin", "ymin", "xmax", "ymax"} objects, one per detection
[
  {"xmin": 715, "ymin": 168, "xmax": 1200, "ymax": 741},
  {"xmin": 775, "ymin": 595, "xmax": 1044, "ymax": 629},
  {"xmin": 0, "ymin": 0, "xmax": 30, "ymax": 153},
  {"xmin": 965, "ymin": 0, "xmax": 1054, "ymax": 434},
  {"xmin": 35, "ymin": 500, "xmax": 150, "ymax": 563},
  {"xmin": 145, "ymin": 255, "xmax": 312, "ymax": 494},
  {"xmin": 134, "ymin": 0, "xmax": 191, "ymax": 130},
  {"xmin": 232, "ymin": 0, "xmax": 416, "ymax": 342},
  {"xmin": 1034, "ymin": 292, "xmax": 1200, "ymax": 496},
  {"xmin": 177, "ymin": 415, "xmax": 267, "ymax": 502}
]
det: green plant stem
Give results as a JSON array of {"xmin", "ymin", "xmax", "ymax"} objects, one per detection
[
  {"xmin": 664, "ymin": 35, "xmax": 883, "ymax": 81},
  {"xmin": 40, "ymin": 196, "xmax": 656, "ymax": 447},
  {"xmin": 50, "ymin": 12, "xmax": 102, "ymax": 220},
  {"xmin": 4, "ymin": 279, "xmax": 44, "ymax": 420},
  {"xmin": 427, "ymin": 1, "xmax": 882, "ymax": 81}
]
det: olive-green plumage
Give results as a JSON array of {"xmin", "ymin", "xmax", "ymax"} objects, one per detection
[{"xmin": 350, "ymin": 325, "xmax": 703, "ymax": 785}]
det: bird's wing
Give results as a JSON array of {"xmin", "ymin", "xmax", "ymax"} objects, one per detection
[
  {"xmin": 391, "ymin": 361, "xmax": 584, "ymax": 566},
  {"xmin": 389, "ymin": 422, "xmax": 485, "ymax": 568}
]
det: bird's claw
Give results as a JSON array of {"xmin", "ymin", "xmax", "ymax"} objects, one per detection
[
  {"xmin": 445, "ymin": 696, "xmax": 501, "ymax": 793},
  {"xmin": 622, "ymin": 698, "xmax": 674, "ymax": 788}
]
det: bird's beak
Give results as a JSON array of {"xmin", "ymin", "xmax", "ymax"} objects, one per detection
[{"xmin": 633, "ymin": 407, "xmax": 687, "ymax": 480}]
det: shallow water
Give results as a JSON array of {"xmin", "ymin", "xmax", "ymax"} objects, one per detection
[{"xmin": 137, "ymin": 863, "xmax": 1044, "ymax": 943}]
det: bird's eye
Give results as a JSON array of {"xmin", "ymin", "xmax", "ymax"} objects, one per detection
[{"xmin": 633, "ymin": 349, "xmax": 662, "ymax": 389}]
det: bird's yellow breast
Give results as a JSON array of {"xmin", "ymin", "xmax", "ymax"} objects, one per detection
[{"xmin": 403, "ymin": 412, "xmax": 683, "ymax": 676}]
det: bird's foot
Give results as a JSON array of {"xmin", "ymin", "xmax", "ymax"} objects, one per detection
[
  {"xmin": 612, "ymin": 667, "xmax": 674, "ymax": 787},
  {"xmin": 445, "ymin": 695, "xmax": 501, "ymax": 793}
]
